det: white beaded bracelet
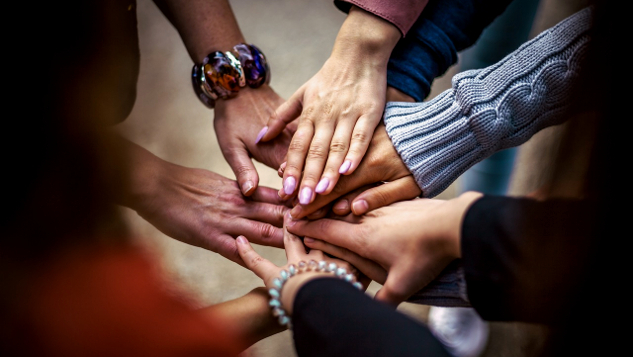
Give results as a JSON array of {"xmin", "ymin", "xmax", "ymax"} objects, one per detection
[{"xmin": 268, "ymin": 259, "xmax": 363, "ymax": 329}]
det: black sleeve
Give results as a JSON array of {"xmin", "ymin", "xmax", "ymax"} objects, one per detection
[
  {"xmin": 291, "ymin": 278, "xmax": 451, "ymax": 357},
  {"xmin": 461, "ymin": 195, "xmax": 600, "ymax": 324}
]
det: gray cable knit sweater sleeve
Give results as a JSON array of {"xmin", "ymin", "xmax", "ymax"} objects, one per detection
[{"xmin": 384, "ymin": 7, "xmax": 593, "ymax": 198}]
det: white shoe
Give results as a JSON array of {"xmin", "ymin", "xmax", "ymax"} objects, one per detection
[{"xmin": 427, "ymin": 307, "xmax": 489, "ymax": 357}]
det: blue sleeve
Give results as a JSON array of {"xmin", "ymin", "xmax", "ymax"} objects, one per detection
[{"xmin": 387, "ymin": 0, "xmax": 513, "ymax": 101}]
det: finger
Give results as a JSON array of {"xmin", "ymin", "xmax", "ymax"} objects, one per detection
[
  {"xmin": 205, "ymin": 234, "xmax": 244, "ymax": 266},
  {"xmin": 374, "ymin": 264, "xmax": 427, "ymax": 307},
  {"xmin": 277, "ymin": 161, "xmax": 286, "ymax": 178},
  {"xmin": 219, "ymin": 144, "xmax": 260, "ymax": 196},
  {"xmin": 250, "ymin": 186, "xmax": 293, "ymax": 208},
  {"xmin": 228, "ymin": 218, "xmax": 284, "ymax": 248},
  {"xmin": 331, "ymin": 184, "xmax": 379, "ymax": 216},
  {"xmin": 340, "ymin": 115, "xmax": 379, "ymax": 176},
  {"xmin": 283, "ymin": 216, "xmax": 309, "ymax": 262},
  {"xmin": 298, "ymin": 125, "xmax": 335, "ymax": 205},
  {"xmin": 286, "ymin": 218, "xmax": 362, "ymax": 254},
  {"xmin": 303, "ymin": 237, "xmax": 387, "ymax": 284},
  {"xmin": 243, "ymin": 201, "xmax": 287, "ymax": 227},
  {"xmin": 350, "ymin": 176, "xmax": 421, "ymax": 215},
  {"xmin": 315, "ymin": 120, "xmax": 355, "ymax": 195},
  {"xmin": 282, "ymin": 120, "xmax": 314, "ymax": 196},
  {"xmin": 260, "ymin": 89, "xmax": 304, "ymax": 142},
  {"xmin": 236, "ymin": 235, "xmax": 279, "ymax": 280}
]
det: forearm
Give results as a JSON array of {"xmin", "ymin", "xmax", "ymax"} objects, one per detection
[
  {"xmin": 200, "ymin": 287, "xmax": 285, "ymax": 351},
  {"xmin": 384, "ymin": 7, "xmax": 593, "ymax": 198},
  {"xmin": 152, "ymin": 0, "xmax": 245, "ymax": 62}
]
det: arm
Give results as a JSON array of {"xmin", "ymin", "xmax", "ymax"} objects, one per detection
[
  {"xmin": 387, "ymin": 0, "xmax": 515, "ymax": 101},
  {"xmin": 385, "ymin": 7, "xmax": 594, "ymax": 198},
  {"xmin": 261, "ymin": 5, "xmax": 401, "ymax": 204},
  {"xmin": 153, "ymin": 0, "xmax": 294, "ymax": 195}
]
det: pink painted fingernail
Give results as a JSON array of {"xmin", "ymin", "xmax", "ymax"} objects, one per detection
[
  {"xmin": 255, "ymin": 126, "xmax": 268, "ymax": 144},
  {"xmin": 283, "ymin": 176, "xmax": 296, "ymax": 195},
  {"xmin": 299, "ymin": 187, "xmax": 312, "ymax": 205},
  {"xmin": 315, "ymin": 177, "xmax": 330, "ymax": 194},
  {"xmin": 339, "ymin": 160, "xmax": 352, "ymax": 174}
]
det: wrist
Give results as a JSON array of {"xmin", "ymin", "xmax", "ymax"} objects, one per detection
[
  {"xmin": 451, "ymin": 191, "xmax": 484, "ymax": 258},
  {"xmin": 331, "ymin": 6, "xmax": 401, "ymax": 65}
]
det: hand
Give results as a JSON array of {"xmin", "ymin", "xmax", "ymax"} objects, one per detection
[
  {"xmin": 286, "ymin": 124, "xmax": 422, "ymax": 219},
  {"xmin": 118, "ymin": 138, "xmax": 289, "ymax": 265},
  {"xmin": 286, "ymin": 192, "xmax": 483, "ymax": 306},
  {"xmin": 259, "ymin": 6, "xmax": 401, "ymax": 206},
  {"xmin": 213, "ymin": 85, "xmax": 296, "ymax": 196},
  {"xmin": 235, "ymin": 215, "xmax": 367, "ymax": 315}
]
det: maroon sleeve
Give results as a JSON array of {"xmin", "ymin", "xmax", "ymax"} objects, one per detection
[{"xmin": 334, "ymin": 0, "xmax": 429, "ymax": 36}]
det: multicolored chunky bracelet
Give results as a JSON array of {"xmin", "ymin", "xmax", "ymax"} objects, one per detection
[
  {"xmin": 268, "ymin": 260, "xmax": 363, "ymax": 329},
  {"xmin": 192, "ymin": 43, "xmax": 270, "ymax": 108}
]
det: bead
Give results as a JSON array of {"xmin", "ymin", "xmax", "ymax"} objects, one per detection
[
  {"xmin": 288, "ymin": 264, "xmax": 297, "ymax": 276},
  {"xmin": 344, "ymin": 273, "xmax": 355, "ymax": 282},
  {"xmin": 233, "ymin": 43, "xmax": 270, "ymax": 87},
  {"xmin": 298, "ymin": 261, "xmax": 307, "ymax": 272},
  {"xmin": 308, "ymin": 260, "xmax": 318, "ymax": 271},
  {"xmin": 191, "ymin": 64, "xmax": 215, "ymax": 108},
  {"xmin": 280, "ymin": 269, "xmax": 289, "ymax": 281},
  {"xmin": 204, "ymin": 51, "xmax": 241, "ymax": 98},
  {"xmin": 268, "ymin": 288, "xmax": 280, "ymax": 299},
  {"xmin": 278, "ymin": 315, "xmax": 290, "ymax": 326},
  {"xmin": 335, "ymin": 267, "xmax": 346, "ymax": 277},
  {"xmin": 269, "ymin": 298, "xmax": 281, "ymax": 308},
  {"xmin": 353, "ymin": 282, "xmax": 363, "ymax": 290},
  {"xmin": 272, "ymin": 307, "xmax": 284, "ymax": 317},
  {"xmin": 317, "ymin": 260, "xmax": 327, "ymax": 271},
  {"xmin": 224, "ymin": 51, "xmax": 246, "ymax": 87},
  {"xmin": 327, "ymin": 262, "xmax": 337, "ymax": 272},
  {"xmin": 272, "ymin": 278, "xmax": 283, "ymax": 290}
]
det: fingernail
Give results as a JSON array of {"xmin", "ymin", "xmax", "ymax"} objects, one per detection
[
  {"xmin": 334, "ymin": 199, "xmax": 349, "ymax": 212},
  {"xmin": 352, "ymin": 199, "xmax": 369, "ymax": 215},
  {"xmin": 304, "ymin": 237, "xmax": 315, "ymax": 244},
  {"xmin": 255, "ymin": 126, "xmax": 268, "ymax": 144},
  {"xmin": 283, "ymin": 176, "xmax": 296, "ymax": 195},
  {"xmin": 315, "ymin": 177, "xmax": 329, "ymax": 194},
  {"xmin": 299, "ymin": 187, "xmax": 312, "ymax": 205},
  {"xmin": 236, "ymin": 236, "xmax": 247, "ymax": 244},
  {"xmin": 339, "ymin": 160, "xmax": 352, "ymax": 174},
  {"xmin": 242, "ymin": 181, "xmax": 255, "ymax": 195}
]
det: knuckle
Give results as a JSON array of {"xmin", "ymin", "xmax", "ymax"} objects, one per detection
[
  {"xmin": 258, "ymin": 223, "xmax": 278, "ymax": 240},
  {"xmin": 307, "ymin": 143, "xmax": 327, "ymax": 160},
  {"xmin": 329, "ymin": 140, "xmax": 348, "ymax": 154},
  {"xmin": 351, "ymin": 131, "xmax": 370, "ymax": 145}
]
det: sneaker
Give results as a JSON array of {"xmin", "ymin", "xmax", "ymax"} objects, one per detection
[{"xmin": 427, "ymin": 307, "xmax": 489, "ymax": 357}]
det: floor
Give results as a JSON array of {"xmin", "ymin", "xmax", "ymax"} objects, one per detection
[{"xmin": 116, "ymin": 0, "xmax": 587, "ymax": 356}]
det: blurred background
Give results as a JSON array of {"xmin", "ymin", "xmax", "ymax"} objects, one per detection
[{"xmin": 116, "ymin": 0, "xmax": 586, "ymax": 356}]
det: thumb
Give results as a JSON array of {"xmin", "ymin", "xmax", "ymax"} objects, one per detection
[
  {"xmin": 374, "ymin": 265, "xmax": 420, "ymax": 307},
  {"xmin": 223, "ymin": 144, "xmax": 260, "ymax": 196},
  {"xmin": 351, "ymin": 176, "xmax": 421, "ymax": 215},
  {"xmin": 260, "ymin": 89, "xmax": 304, "ymax": 142}
]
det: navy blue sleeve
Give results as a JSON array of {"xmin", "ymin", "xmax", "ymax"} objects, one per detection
[
  {"xmin": 292, "ymin": 278, "xmax": 451, "ymax": 357},
  {"xmin": 387, "ymin": 0, "xmax": 513, "ymax": 101}
]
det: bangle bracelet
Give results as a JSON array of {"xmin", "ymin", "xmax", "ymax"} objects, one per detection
[
  {"xmin": 192, "ymin": 43, "xmax": 270, "ymax": 108},
  {"xmin": 268, "ymin": 260, "xmax": 363, "ymax": 329}
]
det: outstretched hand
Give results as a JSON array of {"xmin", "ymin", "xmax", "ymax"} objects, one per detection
[
  {"xmin": 214, "ymin": 85, "xmax": 296, "ymax": 196},
  {"xmin": 286, "ymin": 193, "xmax": 482, "ymax": 306},
  {"xmin": 118, "ymin": 137, "xmax": 290, "ymax": 265},
  {"xmin": 284, "ymin": 124, "xmax": 422, "ymax": 219}
]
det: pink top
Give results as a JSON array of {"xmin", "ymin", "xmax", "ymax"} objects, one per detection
[{"xmin": 334, "ymin": 0, "xmax": 429, "ymax": 36}]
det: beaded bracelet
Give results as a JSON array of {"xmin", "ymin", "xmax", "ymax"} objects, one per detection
[
  {"xmin": 192, "ymin": 43, "xmax": 270, "ymax": 108},
  {"xmin": 268, "ymin": 260, "xmax": 363, "ymax": 329}
]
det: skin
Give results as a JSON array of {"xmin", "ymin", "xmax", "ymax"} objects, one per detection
[
  {"xmin": 259, "ymin": 6, "xmax": 402, "ymax": 206},
  {"xmin": 154, "ymin": 0, "xmax": 295, "ymax": 196},
  {"xmin": 286, "ymin": 192, "xmax": 483, "ymax": 306},
  {"xmin": 116, "ymin": 136, "xmax": 290, "ymax": 265}
]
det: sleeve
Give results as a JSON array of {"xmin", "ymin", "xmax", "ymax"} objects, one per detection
[
  {"xmin": 333, "ymin": 0, "xmax": 429, "ymax": 36},
  {"xmin": 291, "ymin": 278, "xmax": 452, "ymax": 357},
  {"xmin": 383, "ymin": 7, "xmax": 593, "ymax": 198},
  {"xmin": 386, "ymin": 0, "xmax": 514, "ymax": 101},
  {"xmin": 461, "ymin": 195, "xmax": 599, "ymax": 324}
]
